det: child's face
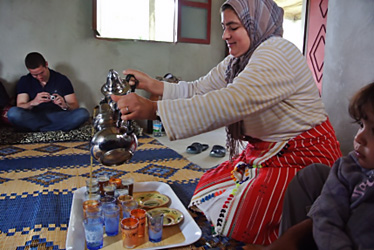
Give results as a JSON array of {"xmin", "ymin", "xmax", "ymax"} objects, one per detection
[{"xmin": 354, "ymin": 105, "xmax": 374, "ymax": 169}]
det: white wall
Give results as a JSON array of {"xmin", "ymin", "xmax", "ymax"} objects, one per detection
[
  {"xmin": 322, "ymin": 0, "xmax": 374, "ymax": 155},
  {"xmin": 2, "ymin": 0, "xmax": 373, "ymax": 155},
  {"xmin": 0, "ymin": 0, "xmax": 226, "ymax": 113}
]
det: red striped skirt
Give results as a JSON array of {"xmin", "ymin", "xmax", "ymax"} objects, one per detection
[{"xmin": 189, "ymin": 119, "xmax": 342, "ymax": 245}]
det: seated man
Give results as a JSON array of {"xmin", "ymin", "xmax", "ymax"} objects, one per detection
[{"xmin": 7, "ymin": 52, "xmax": 90, "ymax": 132}]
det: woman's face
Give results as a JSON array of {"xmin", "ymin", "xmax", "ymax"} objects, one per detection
[{"xmin": 221, "ymin": 8, "xmax": 251, "ymax": 58}]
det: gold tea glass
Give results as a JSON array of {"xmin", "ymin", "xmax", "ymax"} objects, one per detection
[
  {"xmin": 121, "ymin": 217, "xmax": 139, "ymax": 249},
  {"xmin": 82, "ymin": 200, "xmax": 102, "ymax": 219},
  {"xmin": 130, "ymin": 208, "xmax": 146, "ymax": 238},
  {"xmin": 109, "ymin": 177, "xmax": 122, "ymax": 188}
]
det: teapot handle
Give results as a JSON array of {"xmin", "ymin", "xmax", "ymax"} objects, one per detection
[
  {"xmin": 125, "ymin": 74, "xmax": 139, "ymax": 93},
  {"xmin": 124, "ymin": 74, "xmax": 138, "ymax": 133}
]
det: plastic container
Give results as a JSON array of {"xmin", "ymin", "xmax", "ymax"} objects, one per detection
[{"xmin": 153, "ymin": 120, "xmax": 163, "ymax": 137}]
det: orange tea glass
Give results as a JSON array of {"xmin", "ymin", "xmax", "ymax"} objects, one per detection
[
  {"xmin": 121, "ymin": 217, "xmax": 139, "ymax": 248},
  {"xmin": 82, "ymin": 200, "xmax": 101, "ymax": 219},
  {"xmin": 130, "ymin": 208, "xmax": 146, "ymax": 238},
  {"xmin": 109, "ymin": 177, "xmax": 122, "ymax": 188}
]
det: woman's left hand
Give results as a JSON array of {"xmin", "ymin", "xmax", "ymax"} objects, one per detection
[{"xmin": 111, "ymin": 93, "xmax": 158, "ymax": 121}]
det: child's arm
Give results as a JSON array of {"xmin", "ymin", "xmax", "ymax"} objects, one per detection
[{"xmin": 242, "ymin": 219, "xmax": 314, "ymax": 250}]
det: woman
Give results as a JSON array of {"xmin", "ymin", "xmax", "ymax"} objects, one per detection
[{"xmin": 112, "ymin": 0, "xmax": 342, "ymax": 245}]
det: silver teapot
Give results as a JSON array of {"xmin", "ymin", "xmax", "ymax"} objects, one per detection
[{"xmin": 90, "ymin": 69, "xmax": 139, "ymax": 166}]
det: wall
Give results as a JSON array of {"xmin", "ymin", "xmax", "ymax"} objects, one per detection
[
  {"xmin": 0, "ymin": 0, "xmax": 226, "ymax": 114},
  {"xmin": 2, "ymin": 0, "xmax": 373, "ymax": 155},
  {"xmin": 322, "ymin": 0, "xmax": 374, "ymax": 155}
]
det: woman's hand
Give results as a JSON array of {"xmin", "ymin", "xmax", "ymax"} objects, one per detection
[
  {"xmin": 123, "ymin": 69, "xmax": 164, "ymax": 96},
  {"xmin": 111, "ymin": 93, "xmax": 158, "ymax": 121}
]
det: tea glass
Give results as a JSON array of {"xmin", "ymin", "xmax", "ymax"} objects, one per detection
[
  {"xmin": 102, "ymin": 203, "xmax": 120, "ymax": 236},
  {"xmin": 118, "ymin": 195, "xmax": 138, "ymax": 219},
  {"xmin": 130, "ymin": 208, "xmax": 146, "ymax": 238},
  {"xmin": 121, "ymin": 177, "xmax": 134, "ymax": 196},
  {"xmin": 147, "ymin": 211, "xmax": 164, "ymax": 243},
  {"xmin": 121, "ymin": 217, "xmax": 139, "ymax": 249},
  {"xmin": 83, "ymin": 215, "xmax": 104, "ymax": 250}
]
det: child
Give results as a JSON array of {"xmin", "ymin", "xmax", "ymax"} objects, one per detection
[
  {"xmin": 242, "ymin": 82, "xmax": 374, "ymax": 250},
  {"xmin": 307, "ymin": 82, "xmax": 374, "ymax": 249}
]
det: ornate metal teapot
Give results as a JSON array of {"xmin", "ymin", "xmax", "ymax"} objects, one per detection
[{"xmin": 90, "ymin": 69, "xmax": 138, "ymax": 166}]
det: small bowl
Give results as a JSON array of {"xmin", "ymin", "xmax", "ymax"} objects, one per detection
[{"xmin": 133, "ymin": 192, "xmax": 170, "ymax": 209}]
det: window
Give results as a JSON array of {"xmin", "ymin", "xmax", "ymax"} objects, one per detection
[
  {"xmin": 274, "ymin": 0, "xmax": 305, "ymax": 52},
  {"xmin": 93, "ymin": 0, "xmax": 211, "ymax": 44}
]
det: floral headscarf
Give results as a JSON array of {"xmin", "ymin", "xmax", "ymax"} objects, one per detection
[{"xmin": 222, "ymin": 0, "xmax": 284, "ymax": 159}]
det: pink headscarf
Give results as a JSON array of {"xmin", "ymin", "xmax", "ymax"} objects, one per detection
[{"xmin": 222, "ymin": 0, "xmax": 284, "ymax": 158}]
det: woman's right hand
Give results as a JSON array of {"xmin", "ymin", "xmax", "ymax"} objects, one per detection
[{"xmin": 123, "ymin": 69, "xmax": 164, "ymax": 96}]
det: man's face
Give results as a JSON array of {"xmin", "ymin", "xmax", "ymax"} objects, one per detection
[{"xmin": 28, "ymin": 63, "xmax": 49, "ymax": 84}]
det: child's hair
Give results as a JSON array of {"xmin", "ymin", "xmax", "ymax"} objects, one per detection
[{"xmin": 348, "ymin": 82, "xmax": 374, "ymax": 122}]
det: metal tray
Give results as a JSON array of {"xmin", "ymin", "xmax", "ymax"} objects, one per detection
[{"xmin": 66, "ymin": 181, "xmax": 202, "ymax": 249}]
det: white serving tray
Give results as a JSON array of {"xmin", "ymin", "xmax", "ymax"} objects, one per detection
[{"xmin": 66, "ymin": 181, "xmax": 202, "ymax": 250}]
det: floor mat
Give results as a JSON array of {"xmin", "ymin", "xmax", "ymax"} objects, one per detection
[{"xmin": 0, "ymin": 123, "xmax": 93, "ymax": 145}]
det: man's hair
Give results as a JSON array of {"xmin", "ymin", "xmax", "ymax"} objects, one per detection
[
  {"xmin": 348, "ymin": 82, "xmax": 374, "ymax": 122},
  {"xmin": 25, "ymin": 52, "xmax": 46, "ymax": 69}
]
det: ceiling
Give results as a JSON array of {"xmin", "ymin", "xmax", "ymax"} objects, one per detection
[{"xmin": 274, "ymin": 0, "xmax": 303, "ymax": 20}]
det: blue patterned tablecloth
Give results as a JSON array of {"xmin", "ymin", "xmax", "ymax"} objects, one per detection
[{"xmin": 0, "ymin": 135, "xmax": 244, "ymax": 249}]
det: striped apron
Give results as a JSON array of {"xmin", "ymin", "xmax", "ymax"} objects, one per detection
[{"xmin": 189, "ymin": 119, "xmax": 342, "ymax": 245}]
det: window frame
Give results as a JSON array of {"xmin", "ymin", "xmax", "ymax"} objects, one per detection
[
  {"xmin": 92, "ymin": 0, "xmax": 211, "ymax": 44},
  {"xmin": 177, "ymin": 0, "xmax": 211, "ymax": 44}
]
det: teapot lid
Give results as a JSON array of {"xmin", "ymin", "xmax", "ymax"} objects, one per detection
[{"xmin": 101, "ymin": 69, "xmax": 129, "ymax": 96}]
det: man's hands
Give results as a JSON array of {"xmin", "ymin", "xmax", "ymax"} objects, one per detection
[
  {"xmin": 51, "ymin": 93, "xmax": 69, "ymax": 110},
  {"xmin": 30, "ymin": 92, "xmax": 51, "ymax": 107},
  {"xmin": 30, "ymin": 92, "xmax": 68, "ymax": 110}
]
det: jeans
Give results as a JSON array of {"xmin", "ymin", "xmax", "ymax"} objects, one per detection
[{"xmin": 7, "ymin": 106, "xmax": 90, "ymax": 132}]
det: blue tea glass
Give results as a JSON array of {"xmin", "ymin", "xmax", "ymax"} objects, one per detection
[
  {"xmin": 83, "ymin": 216, "xmax": 104, "ymax": 250},
  {"xmin": 102, "ymin": 203, "xmax": 120, "ymax": 236},
  {"xmin": 121, "ymin": 200, "xmax": 138, "ymax": 219},
  {"xmin": 147, "ymin": 211, "xmax": 164, "ymax": 243}
]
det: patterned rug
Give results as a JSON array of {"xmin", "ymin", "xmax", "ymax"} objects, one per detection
[
  {"xmin": 0, "ymin": 134, "xmax": 245, "ymax": 250},
  {"xmin": 0, "ymin": 124, "xmax": 93, "ymax": 145}
]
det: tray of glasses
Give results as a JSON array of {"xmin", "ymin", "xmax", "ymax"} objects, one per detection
[{"xmin": 66, "ymin": 181, "xmax": 202, "ymax": 250}]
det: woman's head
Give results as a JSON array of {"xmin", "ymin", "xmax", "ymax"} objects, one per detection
[
  {"xmin": 221, "ymin": 5, "xmax": 251, "ymax": 58},
  {"xmin": 349, "ymin": 82, "xmax": 374, "ymax": 169},
  {"xmin": 221, "ymin": 0, "xmax": 283, "ymax": 58}
]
